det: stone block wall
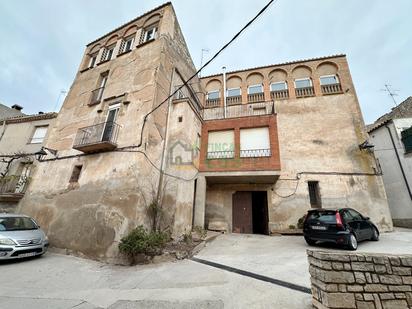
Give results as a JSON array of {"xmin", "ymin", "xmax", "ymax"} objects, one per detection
[{"xmin": 308, "ymin": 250, "xmax": 412, "ymax": 309}]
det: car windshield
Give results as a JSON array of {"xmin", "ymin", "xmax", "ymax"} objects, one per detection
[
  {"xmin": 0, "ymin": 217, "xmax": 38, "ymax": 231},
  {"xmin": 307, "ymin": 211, "xmax": 336, "ymax": 223}
]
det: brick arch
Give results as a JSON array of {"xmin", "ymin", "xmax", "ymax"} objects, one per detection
[
  {"xmin": 143, "ymin": 13, "xmax": 161, "ymax": 27},
  {"xmin": 316, "ymin": 61, "xmax": 339, "ymax": 76},
  {"xmin": 122, "ymin": 25, "xmax": 138, "ymax": 38},
  {"xmin": 246, "ymin": 72, "xmax": 264, "ymax": 85},
  {"xmin": 104, "ymin": 34, "xmax": 118, "ymax": 47},
  {"xmin": 205, "ymin": 79, "xmax": 222, "ymax": 92},
  {"xmin": 268, "ymin": 68, "xmax": 288, "ymax": 82},
  {"xmin": 227, "ymin": 75, "xmax": 242, "ymax": 88},
  {"xmin": 88, "ymin": 44, "xmax": 101, "ymax": 55},
  {"xmin": 291, "ymin": 65, "xmax": 312, "ymax": 79}
]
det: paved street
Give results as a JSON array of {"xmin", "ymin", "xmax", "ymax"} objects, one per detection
[{"xmin": 1, "ymin": 228, "xmax": 411, "ymax": 309}]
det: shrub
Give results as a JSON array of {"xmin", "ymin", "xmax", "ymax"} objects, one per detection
[
  {"xmin": 297, "ymin": 214, "xmax": 307, "ymax": 229},
  {"xmin": 119, "ymin": 225, "xmax": 169, "ymax": 257},
  {"xmin": 288, "ymin": 224, "xmax": 296, "ymax": 230}
]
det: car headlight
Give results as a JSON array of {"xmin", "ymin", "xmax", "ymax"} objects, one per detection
[
  {"xmin": 0, "ymin": 238, "xmax": 16, "ymax": 245},
  {"xmin": 44, "ymin": 236, "xmax": 49, "ymax": 243}
]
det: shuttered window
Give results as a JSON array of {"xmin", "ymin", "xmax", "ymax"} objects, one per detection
[
  {"xmin": 207, "ymin": 130, "xmax": 234, "ymax": 159},
  {"xmin": 401, "ymin": 126, "xmax": 412, "ymax": 153},
  {"xmin": 30, "ymin": 126, "xmax": 48, "ymax": 144},
  {"xmin": 240, "ymin": 127, "xmax": 270, "ymax": 157},
  {"xmin": 308, "ymin": 181, "xmax": 321, "ymax": 208},
  {"xmin": 69, "ymin": 165, "xmax": 83, "ymax": 183}
]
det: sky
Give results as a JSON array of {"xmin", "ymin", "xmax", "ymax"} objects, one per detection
[{"xmin": 0, "ymin": 0, "xmax": 411, "ymax": 124}]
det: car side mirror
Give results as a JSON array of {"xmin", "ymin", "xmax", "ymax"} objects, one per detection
[{"xmin": 364, "ymin": 217, "xmax": 370, "ymax": 221}]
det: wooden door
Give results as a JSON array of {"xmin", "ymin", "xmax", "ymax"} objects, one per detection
[{"xmin": 232, "ymin": 191, "xmax": 253, "ymax": 233}]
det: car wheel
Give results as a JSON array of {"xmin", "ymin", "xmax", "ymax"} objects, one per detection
[
  {"xmin": 346, "ymin": 233, "xmax": 358, "ymax": 250},
  {"xmin": 305, "ymin": 237, "xmax": 316, "ymax": 246},
  {"xmin": 371, "ymin": 227, "xmax": 379, "ymax": 241}
]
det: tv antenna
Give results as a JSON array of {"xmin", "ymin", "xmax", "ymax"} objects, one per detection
[
  {"xmin": 199, "ymin": 48, "xmax": 209, "ymax": 77},
  {"xmin": 380, "ymin": 84, "xmax": 399, "ymax": 107},
  {"xmin": 53, "ymin": 89, "xmax": 67, "ymax": 111}
]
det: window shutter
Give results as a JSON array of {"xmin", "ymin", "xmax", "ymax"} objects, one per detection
[
  {"xmin": 207, "ymin": 130, "xmax": 234, "ymax": 158},
  {"xmin": 100, "ymin": 48, "xmax": 108, "ymax": 61},
  {"xmin": 139, "ymin": 29, "xmax": 146, "ymax": 45},
  {"xmin": 401, "ymin": 127, "xmax": 412, "ymax": 152},
  {"xmin": 240, "ymin": 127, "xmax": 270, "ymax": 157},
  {"xmin": 118, "ymin": 39, "xmax": 126, "ymax": 54}
]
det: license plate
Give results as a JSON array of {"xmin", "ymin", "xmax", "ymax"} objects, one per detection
[
  {"xmin": 18, "ymin": 252, "xmax": 37, "ymax": 258},
  {"xmin": 311, "ymin": 225, "xmax": 327, "ymax": 230}
]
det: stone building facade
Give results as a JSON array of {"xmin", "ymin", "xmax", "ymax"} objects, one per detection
[
  {"xmin": 0, "ymin": 111, "xmax": 56, "ymax": 212},
  {"xmin": 17, "ymin": 3, "xmax": 392, "ymax": 261},
  {"xmin": 196, "ymin": 55, "xmax": 392, "ymax": 234}
]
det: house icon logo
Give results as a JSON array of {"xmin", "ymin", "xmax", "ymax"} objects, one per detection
[{"xmin": 168, "ymin": 140, "xmax": 198, "ymax": 167}]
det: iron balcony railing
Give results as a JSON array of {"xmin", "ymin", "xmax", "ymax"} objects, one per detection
[
  {"xmin": 206, "ymin": 150, "xmax": 235, "ymax": 159},
  {"xmin": 321, "ymin": 83, "xmax": 343, "ymax": 95},
  {"xmin": 247, "ymin": 92, "xmax": 265, "ymax": 103},
  {"xmin": 0, "ymin": 175, "xmax": 29, "ymax": 195},
  {"xmin": 270, "ymin": 89, "xmax": 289, "ymax": 100},
  {"xmin": 295, "ymin": 86, "xmax": 315, "ymax": 98},
  {"xmin": 240, "ymin": 148, "xmax": 271, "ymax": 158},
  {"xmin": 73, "ymin": 121, "xmax": 120, "ymax": 148},
  {"xmin": 89, "ymin": 87, "xmax": 105, "ymax": 105},
  {"xmin": 203, "ymin": 101, "xmax": 274, "ymax": 121}
]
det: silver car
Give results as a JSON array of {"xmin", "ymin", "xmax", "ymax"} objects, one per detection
[{"xmin": 0, "ymin": 214, "xmax": 49, "ymax": 260}]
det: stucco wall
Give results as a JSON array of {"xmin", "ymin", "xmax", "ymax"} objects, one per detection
[{"xmin": 369, "ymin": 120, "xmax": 412, "ymax": 227}]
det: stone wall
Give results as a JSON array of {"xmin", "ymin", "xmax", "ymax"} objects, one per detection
[{"xmin": 308, "ymin": 250, "xmax": 412, "ymax": 309}]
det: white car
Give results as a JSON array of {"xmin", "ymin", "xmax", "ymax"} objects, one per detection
[{"xmin": 0, "ymin": 214, "xmax": 49, "ymax": 260}]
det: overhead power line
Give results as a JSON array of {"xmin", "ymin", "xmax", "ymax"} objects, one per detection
[{"xmin": 135, "ymin": 0, "xmax": 278, "ymax": 149}]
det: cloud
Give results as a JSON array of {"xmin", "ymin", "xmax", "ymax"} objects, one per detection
[{"xmin": 0, "ymin": 0, "xmax": 410, "ymax": 123}]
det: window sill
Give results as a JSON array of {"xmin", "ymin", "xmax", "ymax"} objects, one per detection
[
  {"xmin": 97, "ymin": 59, "xmax": 110, "ymax": 66},
  {"xmin": 88, "ymin": 101, "xmax": 101, "ymax": 107},
  {"xmin": 79, "ymin": 67, "xmax": 93, "ymax": 73},
  {"xmin": 117, "ymin": 49, "xmax": 132, "ymax": 58},
  {"xmin": 136, "ymin": 38, "xmax": 155, "ymax": 49}
]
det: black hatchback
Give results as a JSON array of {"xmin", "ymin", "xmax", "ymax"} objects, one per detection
[{"xmin": 303, "ymin": 208, "xmax": 379, "ymax": 250}]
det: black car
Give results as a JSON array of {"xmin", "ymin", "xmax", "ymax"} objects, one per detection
[{"xmin": 303, "ymin": 208, "xmax": 379, "ymax": 250}]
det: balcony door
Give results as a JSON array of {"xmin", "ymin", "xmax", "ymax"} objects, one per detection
[{"xmin": 102, "ymin": 104, "xmax": 119, "ymax": 142}]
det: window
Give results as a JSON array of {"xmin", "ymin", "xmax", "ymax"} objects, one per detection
[
  {"xmin": 227, "ymin": 88, "xmax": 241, "ymax": 97},
  {"xmin": 248, "ymin": 84, "xmax": 263, "ymax": 94},
  {"xmin": 119, "ymin": 36, "xmax": 134, "ymax": 54},
  {"xmin": 101, "ymin": 45, "xmax": 115, "ymax": 62},
  {"xmin": 295, "ymin": 78, "xmax": 312, "ymax": 89},
  {"xmin": 240, "ymin": 127, "xmax": 271, "ymax": 157},
  {"xmin": 69, "ymin": 165, "xmax": 83, "ymax": 183},
  {"xmin": 270, "ymin": 81, "xmax": 287, "ymax": 91},
  {"xmin": 178, "ymin": 116, "xmax": 183, "ymax": 123},
  {"xmin": 90, "ymin": 72, "xmax": 108, "ymax": 105},
  {"xmin": 308, "ymin": 181, "xmax": 321, "ymax": 208},
  {"xmin": 400, "ymin": 126, "xmax": 412, "ymax": 152},
  {"xmin": 88, "ymin": 52, "xmax": 98, "ymax": 68},
  {"xmin": 207, "ymin": 130, "xmax": 234, "ymax": 159},
  {"xmin": 30, "ymin": 126, "xmax": 48, "ymax": 144},
  {"xmin": 320, "ymin": 75, "xmax": 339, "ymax": 85},
  {"xmin": 207, "ymin": 90, "xmax": 220, "ymax": 100},
  {"xmin": 347, "ymin": 209, "xmax": 363, "ymax": 221},
  {"xmin": 141, "ymin": 25, "xmax": 157, "ymax": 44}
]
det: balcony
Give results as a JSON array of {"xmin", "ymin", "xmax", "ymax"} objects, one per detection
[
  {"xmin": 295, "ymin": 86, "xmax": 315, "ymax": 98},
  {"xmin": 270, "ymin": 89, "xmax": 289, "ymax": 100},
  {"xmin": 207, "ymin": 150, "xmax": 235, "ymax": 159},
  {"xmin": 0, "ymin": 175, "xmax": 29, "ymax": 201},
  {"xmin": 247, "ymin": 92, "xmax": 265, "ymax": 103},
  {"xmin": 321, "ymin": 83, "xmax": 343, "ymax": 95},
  {"xmin": 202, "ymin": 101, "xmax": 274, "ymax": 121},
  {"xmin": 227, "ymin": 95, "xmax": 242, "ymax": 106},
  {"xmin": 89, "ymin": 87, "xmax": 104, "ymax": 106},
  {"xmin": 73, "ymin": 121, "xmax": 120, "ymax": 153},
  {"xmin": 205, "ymin": 98, "xmax": 221, "ymax": 108}
]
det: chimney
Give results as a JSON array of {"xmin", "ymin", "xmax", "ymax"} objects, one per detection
[
  {"xmin": 38, "ymin": 112, "xmax": 44, "ymax": 114},
  {"xmin": 11, "ymin": 104, "xmax": 23, "ymax": 111}
]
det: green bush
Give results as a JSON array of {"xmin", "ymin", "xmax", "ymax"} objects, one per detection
[
  {"xmin": 119, "ymin": 226, "xmax": 169, "ymax": 256},
  {"xmin": 297, "ymin": 214, "xmax": 307, "ymax": 229}
]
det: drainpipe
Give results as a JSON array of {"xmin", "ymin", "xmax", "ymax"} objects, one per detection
[
  {"xmin": 385, "ymin": 124, "xmax": 412, "ymax": 200},
  {"xmin": 222, "ymin": 66, "xmax": 227, "ymax": 119}
]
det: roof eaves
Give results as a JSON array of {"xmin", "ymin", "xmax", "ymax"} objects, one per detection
[
  {"xmin": 200, "ymin": 54, "xmax": 346, "ymax": 79},
  {"xmin": 86, "ymin": 2, "xmax": 172, "ymax": 47}
]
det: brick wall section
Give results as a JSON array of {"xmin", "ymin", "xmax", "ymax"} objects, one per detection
[
  {"xmin": 308, "ymin": 250, "xmax": 412, "ymax": 309},
  {"xmin": 199, "ymin": 114, "xmax": 281, "ymax": 172}
]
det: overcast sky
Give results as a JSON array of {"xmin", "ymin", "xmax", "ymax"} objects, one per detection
[{"xmin": 0, "ymin": 0, "xmax": 411, "ymax": 124}]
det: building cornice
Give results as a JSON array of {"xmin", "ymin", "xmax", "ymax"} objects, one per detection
[{"xmin": 0, "ymin": 112, "xmax": 57, "ymax": 125}]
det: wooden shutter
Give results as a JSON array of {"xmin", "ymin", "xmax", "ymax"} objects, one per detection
[{"xmin": 100, "ymin": 48, "xmax": 108, "ymax": 61}]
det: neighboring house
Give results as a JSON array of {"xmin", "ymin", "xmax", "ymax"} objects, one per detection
[
  {"xmin": 367, "ymin": 97, "xmax": 412, "ymax": 228},
  {"xmin": 18, "ymin": 2, "xmax": 392, "ymax": 262},
  {"xmin": 0, "ymin": 111, "xmax": 57, "ymax": 212},
  {"xmin": 0, "ymin": 103, "xmax": 25, "ymax": 120}
]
